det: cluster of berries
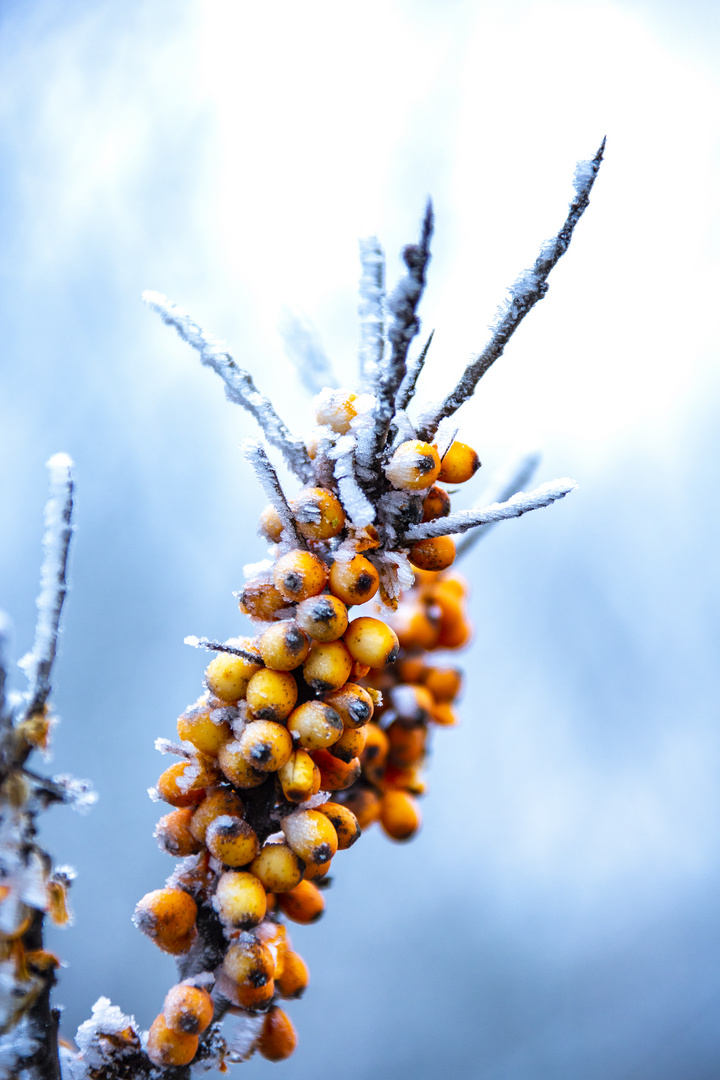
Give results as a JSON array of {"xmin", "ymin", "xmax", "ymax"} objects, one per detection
[{"xmin": 133, "ymin": 430, "xmax": 480, "ymax": 1069}]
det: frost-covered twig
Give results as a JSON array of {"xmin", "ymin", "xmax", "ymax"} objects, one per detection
[
  {"xmin": 358, "ymin": 237, "xmax": 386, "ymax": 390},
  {"xmin": 455, "ymin": 450, "xmax": 541, "ymax": 558},
  {"xmin": 328, "ymin": 438, "xmax": 377, "ymax": 528},
  {"xmin": 394, "ymin": 330, "xmax": 434, "ymax": 414},
  {"xmin": 143, "ymin": 292, "xmax": 312, "ymax": 483},
  {"xmin": 402, "ymin": 477, "xmax": 577, "ymax": 541},
  {"xmin": 242, "ymin": 439, "xmax": 305, "ymax": 550},
  {"xmin": 417, "ymin": 140, "xmax": 605, "ymax": 441},
  {"xmin": 184, "ymin": 635, "xmax": 263, "ymax": 665},
  {"xmin": 18, "ymin": 454, "xmax": 74, "ymax": 724},
  {"xmin": 279, "ymin": 308, "xmax": 337, "ymax": 395},
  {"xmin": 358, "ymin": 202, "xmax": 433, "ymax": 481}
]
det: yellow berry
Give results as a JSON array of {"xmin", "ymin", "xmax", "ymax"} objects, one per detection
[
  {"xmin": 344, "ymin": 617, "xmax": 399, "ymax": 668},
  {"xmin": 258, "ymin": 621, "xmax": 310, "ymax": 670},
  {"xmin": 206, "ymin": 816, "xmax": 260, "ymax": 867},
  {"xmin": 323, "ymin": 682, "xmax": 374, "ymax": 728},
  {"xmin": 311, "ymin": 748, "xmax": 361, "ymax": 791},
  {"xmin": 379, "ymin": 790, "xmax": 421, "ymax": 841},
  {"xmin": 213, "ymin": 871, "xmax": 267, "ymax": 929},
  {"xmin": 277, "ymin": 748, "xmax": 321, "ymax": 804},
  {"xmin": 317, "ymin": 801, "xmax": 361, "ymax": 849},
  {"xmin": 290, "ymin": 488, "xmax": 346, "ymax": 541},
  {"xmin": 273, "ymin": 549, "xmax": 329, "ymax": 602},
  {"xmin": 237, "ymin": 719, "xmax": 293, "ymax": 772},
  {"xmin": 163, "ymin": 984, "xmax": 214, "ymax": 1035},
  {"xmin": 216, "ymin": 741, "xmax": 267, "ymax": 789},
  {"xmin": 327, "ymin": 724, "xmax": 367, "ymax": 763},
  {"xmin": 205, "ymin": 648, "xmax": 262, "ymax": 703},
  {"xmin": 177, "ymin": 698, "xmax": 231, "ymax": 757},
  {"xmin": 287, "ymin": 701, "xmax": 343, "ymax": 751},
  {"xmin": 250, "ymin": 841, "xmax": 306, "ymax": 893},
  {"xmin": 282, "ymin": 809, "xmax": 339, "ymax": 865},
  {"xmin": 315, "ymin": 389, "xmax": 357, "ymax": 434},
  {"xmin": 408, "ymin": 535, "xmax": 456, "ymax": 572},
  {"xmin": 295, "ymin": 593, "xmax": 349, "ymax": 642},
  {"xmin": 223, "ymin": 933, "xmax": 275, "ymax": 989},
  {"xmin": 245, "ymin": 669, "xmax": 298, "ymax": 721},
  {"xmin": 190, "ymin": 787, "xmax": 245, "ymax": 844},
  {"xmin": 302, "ymin": 640, "xmax": 353, "ymax": 693},
  {"xmin": 438, "ymin": 440, "xmax": 480, "ymax": 483},
  {"xmin": 156, "ymin": 759, "xmax": 215, "ymax": 808},
  {"xmin": 328, "ymin": 554, "xmax": 380, "ymax": 605},
  {"xmin": 147, "ymin": 1014, "xmax": 198, "ymax": 1067},
  {"xmin": 385, "ymin": 440, "xmax": 441, "ymax": 491},
  {"xmin": 276, "ymin": 879, "xmax": 325, "ymax": 923}
]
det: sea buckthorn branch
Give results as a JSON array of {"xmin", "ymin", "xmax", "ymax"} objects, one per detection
[
  {"xmin": 242, "ymin": 440, "xmax": 306, "ymax": 551},
  {"xmin": 0, "ymin": 455, "xmax": 98, "ymax": 1080},
  {"xmin": 357, "ymin": 236, "xmax": 386, "ymax": 392},
  {"xmin": 394, "ymin": 329, "xmax": 434, "ymax": 415},
  {"xmin": 142, "ymin": 291, "xmax": 313, "ymax": 484},
  {"xmin": 416, "ymin": 138, "xmax": 606, "ymax": 442}
]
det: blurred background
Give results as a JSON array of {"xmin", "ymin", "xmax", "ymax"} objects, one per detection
[{"xmin": 1, "ymin": 0, "xmax": 720, "ymax": 1076}]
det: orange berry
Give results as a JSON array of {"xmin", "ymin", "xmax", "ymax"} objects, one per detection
[
  {"xmin": 277, "ymin": 749, "xmax": 321, "ymax": 804},
  {"xmin": 344, "ymin": 617, "xmax": 399, "ymax": 668},
  {"xmin": 134, "ymin": 888, "xmax": 197, "ymax": 954},
  {"xmin": 379, "ymin": 790, "xmax": 421, "ymax": 841},
  {"xmin": 386, "ymin": 720, "xmax": 426, "ymax": 767},
  {"xmin": 315, "ymin": 390, "xmax": 357, "ymax": 434},
  {"xmin": 392, "ymin": 605, "xmax": 440, "ymax": 651},
  {"xmin": 287, "ymin": 701, "xmax": 343, "ymax": 751},
  {"xmin": 258, "ymin": 622, "xmax": 310, "ymax": 671},
  {"xmin": 156, "ymin": 759, "xmax": 214, "ymax": 808},
  {"xmin": 258, "ymin": 1006, "xmax": 298, "ymax": 1062},
  {"xmin": 295, "ymin": 593, "xmax": 349, "ymax": 642},
  {"xmin": 154, "ymin": 807, "xmax": 202, "ymax": 857},
  {"xmin": 384, "ymin": 761, "xmax": 426, "ymax": 795},
  {"xmin": 342, "ymin": 787, "xmax": 381, "ymax": 829},
  {"xmin": 327, "ymin": 724, "xmax": 367, "ymax": 763},
  {"xmin": 385, "ymin": 440, "xmax": 441, "ymax": 491},
  {"xmin": 290, "ymin": 488, "xmax": 346, "ymax": 541},
  {"xmin": 250, "ymin": 841, "xmax": 306, "ymax": 893},
  {"xmin": 238, "ymin": 579, "xmax": 289, "ymax": 621},
  {"xmin": 206, "ymin": 816, "xmax": 260, "ymax": 867},
  {"xmin": 245, "ymin": 669, "xmax": 298, "ymax": 721},
  {"xmin": 277, "ymin": 949, "xmax": 309, "ymax": 998},
  {"xmin": 390, "ymin": 684, "xmax": 435, "ymax": 724},
  {"xmin": 274, "ymin": 549, "xmax": 328, "ymax": 601},
  {"xmin": 430, "ymin": 701, "xmax": 458, "ymax": 726},
  {"xmin": 276, "ymin": 879, "xmax": 325, "ymax": 923},
  {"xmin": 328, "ymin": 554, "xmax": 380, "ymax": 606},
  {"xmin": 424, "ymin": 666, "xmax": 463, "ymax": 703},
  {"xmin": 311, "ymin": 748, "xmax": 361, "ymax": 791},
  {"xmin": 217, "ymin": 741, "xmax": 267, "ymax": 789},
  {"xmin": 302, "ymin": 640, "xmax": 353, "ymax": 693},
  {"xmin": 317, "ymin": 801, "xmax": 361, "ymax": 849},
  {"xmin": 177, "ymin": 698, "xmax": 231, "ymax": 757},
  {"xmin": 421, "ymin": 485, "xmax": 451, "ymax": 521},
  {"xmin": 258, "ymin": 504, "xmax": 284, "ymax": 543},
  {"xmin": 397, "ymin": 656, "xmax": 428, "ymax": 683},
  {"xmin": 349, "ymin": 659, "xmax": 371, "ymax": 680},
  {"xmin": 190, "ymin": 787, "xmax": 245, "ymax": 844},
  {"xmin": 223, "ymin": 934, "xmax": 275, "ymax": 988},
  {"xmin": 438, "ymin": 440, "xmax": 480, "ymax": 483},
  {"xmin": 147, "ymin": 1014, "xmax": 198, "ymax": 1067},
  {"xmin": 163, "ymin": 984, "xmax": 214, "ymax": 1035},
  {"xmin": 360, "ymin": 723, "xmax": 389, "ymax": 785},
  {"xmin": 408, "ymin": 535, "xmax": 456, "ymax": 572}
]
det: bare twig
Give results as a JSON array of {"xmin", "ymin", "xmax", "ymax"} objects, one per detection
[
  {"xmin": 455, "ymin": 449, "xmax": 541, "ymax": 558},
  {"xmin": 19, "ymin": 454, "xmax": 74, "ymax": 723},
  {"xmin": 242, "ymin": 439, "xmax": 305, "ymax": 550},
  {"xmin": 143, "ymin": 292, "xmax": 312, "ymax": 482},
  {"xmin": 394, "ymin": 329, "xmax": 434, "ymax": 413},
  {"xmin": 358, "ymin": 237, "xmax": 386, "ymax": 390},
  {"xmin": 417, "ymin": 140, "xmax": 605, "ymax": 441},
  {"xmin": 402, "ymin": 477, "xmax": 577, "ymax": 541}
]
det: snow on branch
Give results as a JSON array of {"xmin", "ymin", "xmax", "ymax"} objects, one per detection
[
  {"xmin": 184, "ymin": 635, "xmax": 264, "ymax": 665},
  {"xmin": 454, "ymin": 449, "xmax": 541, "ymax": 558},
  {"xmin": 18, "ymin": 454, "xmax": 74, "ymax": 722},
  {"xmin": 358, "ymin": 201, "xmax": 434, "ymax": 481},
  {"xmin": 394, "ymin": 330, "xmax": 434, "ymax": 414},
  {"xmin": 402, "ymin": 477, "xmax": 577, "ymax": 541},
  {"xmin": 242, "ymin": 439, "xmax": 305, "ymax": 550},
  {"xmin": 327, "ymin": 436, "xmax": 376, "ymax": 527},
  {"xmin": 417, "ymin": 140, "xmax": 605, "ymax": 441},
  {"xmin": 358, "ymin": 237, "xmax": 386, "ymax": 390},
  {"xmin": 143, "ymin": 291, "xmax": 312, "ymax": 483},
  {"xmin": 279, "ymin": 308, "xmax": 337, "ymax": 395}
]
